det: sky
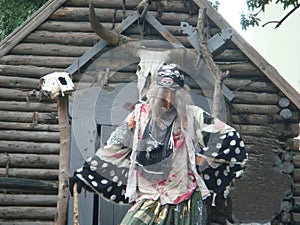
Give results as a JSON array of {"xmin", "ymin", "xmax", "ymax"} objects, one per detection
[{"xmin": 217, "ymin": 0, "xmax": 300, "ymax": 94}]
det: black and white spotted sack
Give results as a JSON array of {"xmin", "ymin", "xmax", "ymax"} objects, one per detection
[
  {"xmin": 74, "ymin": 155, "xmax": 129, "ymax": 204},
  {"xmin": 198, "ymin": 131, "xmax": 246, "ymax": 193}
]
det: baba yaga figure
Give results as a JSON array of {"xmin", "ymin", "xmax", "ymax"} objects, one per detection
[{"xmin": 70, "ymin": 63, "xmax": 247, "ymax": 225}]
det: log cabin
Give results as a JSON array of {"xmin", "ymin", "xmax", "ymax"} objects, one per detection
[{"xmin": 0, "ymin": 0, "xmax": 299, "ymax": 224}]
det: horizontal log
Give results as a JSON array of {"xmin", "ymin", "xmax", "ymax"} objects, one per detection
[
  {"xmin": 293, "ymin": 212, "xmax": 300, "ymax": 225},
  {"xmin": 293, "ymin": 169, "xmax": 300, "ymax": 183},
  {"xmin": 232, "ymin": 91, "xmax": 280, "ymax": 104},
  {"xmin": 0, "ymin": 221, "xmax": 53, "ymax": 225},
  {"xmin": 0, "ymin": 122, "xmax": 59, "ymax": 132},
  {"xmin": 294, "ymin": 183, "xmax": 300, "ymax": 196},
  {"xmin": 0, "ymin": 168, "xmax": 58, "ymax": 180},
  {"xmin": 214, "ymin": 49, "xmax": 248, "ymax": 62},
  {"xmin": 0, "ymin": 177, "xmax": 57, "ymax": 193},
  {"xmin": 280, "ymin": 108, "xmax": 293, "ymax": 120},
  {"xmin": 0, "ymin": 207, "xmax": 55, "ymax": 220},
  {"xmin": 0, "ymin": 65, "xmax": 61, "ymax": 78},
  {"xmin": 293, "ymin": 154, "xmax": 300, "ymax": 168},
  {"xmin": 25, "ymin": 31, "xmax": 101, "ymax": 46},
  {"xmin": 65, "ymin": 0, "xmax": 141, "ymax": 8},
  {"xmin": 50, "ymin": 8, "xmax": 198, "ymax": 25},
  {"xmin": 223, "ymin": 78, "xmax": 278, "ymax": 93},
  {"xmin": 65, "ymin": 0, "xmax": 197, "ymax": 14},
  {"xmin": 0, "ymin": 101, "xmax": 57, "ymax": 112},
  {"xmin": 0, "ymin": 153, "xmax": 59, "ymax": 169},
  {"xmin": 231, "ymin": 113, "xmax": 299, "ymax": 124},
  {"xmin": 231, "ymin": 103, "xmax": 280, "ymax": 114},
  {"xmin": 286, "ymin": 138, "xmax": 300, "ymax": 151},
  {"xmin": 0, "ymin": 111, "xmax": 58, "ymax": 124},
  {"xmin": 0, "ymin": 130, "xmax": 59, "ymax": 142},
  {"xmin": 11, "ymin": 43, "xmax": 90, "ymax": 57},
  {"xmin": 0, "ymin": 75, "xmax": 40, "ymax": 89},
  {"xmin": 0, "ymin": 55, "xmax": 77, "ymax": 68},
  {"xmin": 0, "ymin": 88, "xmax": 45, "ymax": 102},
  {"xmin": 38, "ymin": 20, "xmax": 220, "ymax": 38},
  {"xmin": 294, "ymin": 196, "xmax": 300, "ymax": 212},
  {"xmin": 0, "ymin": 141, "xmax": 59, "ymax": 154},
  {"xmin": 218, "ymin": 62, "xmax": 262, "ymax": 76},
  {"xmin": 0, "ymin": 193, "xmax": 57, "ymax": 206},
  {"xmin": 234, "ymin": 123, "xmax": 299, "ymax": 138}
]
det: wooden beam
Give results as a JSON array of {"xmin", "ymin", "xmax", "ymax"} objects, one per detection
[
  {"xmin": 54, "ymin": 96, "xmax": 71, "ymax": 225},
  {"xmin": 0, "ymin": 0, "xmax": 67, "ymax": 57},
  {"xmin": 145, "ymin": 12, "xmax": 184, "ymax": 48}
]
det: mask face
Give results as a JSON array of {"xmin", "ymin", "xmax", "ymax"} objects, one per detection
[{"xmin": 40, "ymin": 72, "xmax": 74, "ymax": 99}]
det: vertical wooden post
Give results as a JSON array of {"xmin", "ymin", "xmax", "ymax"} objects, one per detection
[{"xmin": 54, "ymin": 95, "xmax": 71, "ymax": 225}]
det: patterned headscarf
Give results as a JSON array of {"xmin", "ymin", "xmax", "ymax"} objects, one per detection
[{"xmin": 157, "ymin": 63, "xmax": 185, "ymax": 89}]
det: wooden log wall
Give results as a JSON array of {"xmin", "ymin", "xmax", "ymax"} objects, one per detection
[{"xmin": 0, "ymin": 0, "xmax": 299, "ymax": 224}]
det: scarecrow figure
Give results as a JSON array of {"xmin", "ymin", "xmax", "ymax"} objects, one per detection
[{"xmin": 70, "ymin": 63, "xmax": 247, "ymax": 224}]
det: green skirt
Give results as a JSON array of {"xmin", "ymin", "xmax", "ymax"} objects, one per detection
[{"xmin": 120, "ymin": 191, "xmax": 206, "ymax": 225}]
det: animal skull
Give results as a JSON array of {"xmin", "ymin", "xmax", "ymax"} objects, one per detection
[
  {"xmin": 135, "ymin": 49, "xmax": 170, "ymax": 99},
  {"xmin": 39, "ymin": 72, "xmax": 74, "ymax": 99}
]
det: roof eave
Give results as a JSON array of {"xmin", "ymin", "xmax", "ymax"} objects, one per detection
[
  {"xmin": 0, "ymin": 0, "xmax": 67, "ymax": 58},
  {"xmin": 193, "ymin": 0, "xmax": 300, "ymax": 109}
]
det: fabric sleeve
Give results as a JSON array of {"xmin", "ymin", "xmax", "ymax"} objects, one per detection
[
  {"xmin": 191, "ymin": 106, "xmax": 247, "ymax": 194},
  {"xmin": 73, "ymin": 113, "xmax": 135, "ymax": 204}
]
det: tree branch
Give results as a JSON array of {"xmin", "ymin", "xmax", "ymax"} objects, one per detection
[
  {"xmin": 197, "ymin": 8, "xmax": 229, "ymax": 120},
  {"xmin": 262, "ymin": 4, "xmax": 300, "ymax": 29}
]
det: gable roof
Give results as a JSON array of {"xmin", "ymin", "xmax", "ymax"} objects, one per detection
[{"xmin": 0, "ymin": 0, "xmax": 299, "ymax": 109}]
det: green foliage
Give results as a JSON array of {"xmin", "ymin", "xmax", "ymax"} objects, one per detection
[
  {"xmin": 240, "ymin": 0, "xmax": 299, "ymax": 29},
  {"xmin": 209, "ymin": 0, "xmax": 221, "ymax": 10},
  {"xmin": 0, "ymin": 0, "xmax": 48, "ymax": 41}
]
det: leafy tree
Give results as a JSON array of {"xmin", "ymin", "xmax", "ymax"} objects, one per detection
[
  {"xmin": 0, "ymin": 0, "xmax": 47, "ymax": 41},
  {"xmin": 240, "ymin": 0, "xmax": 300, "ymax": 29}
]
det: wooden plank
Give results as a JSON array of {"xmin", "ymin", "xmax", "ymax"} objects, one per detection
[
  {"xmin": 0, "ymin": 0, "xmax": 67, "ymax": 57},
  {"xmin": 192, "ymin": 0, "xmax": 300, "ymax": 109},
  {"xmin": 0, "ymin": 122, "xmax": 59, "ymax": 132},
  {"xmin": 0, "ymin": 140, "xmax": 59, "ymax": 154}
]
